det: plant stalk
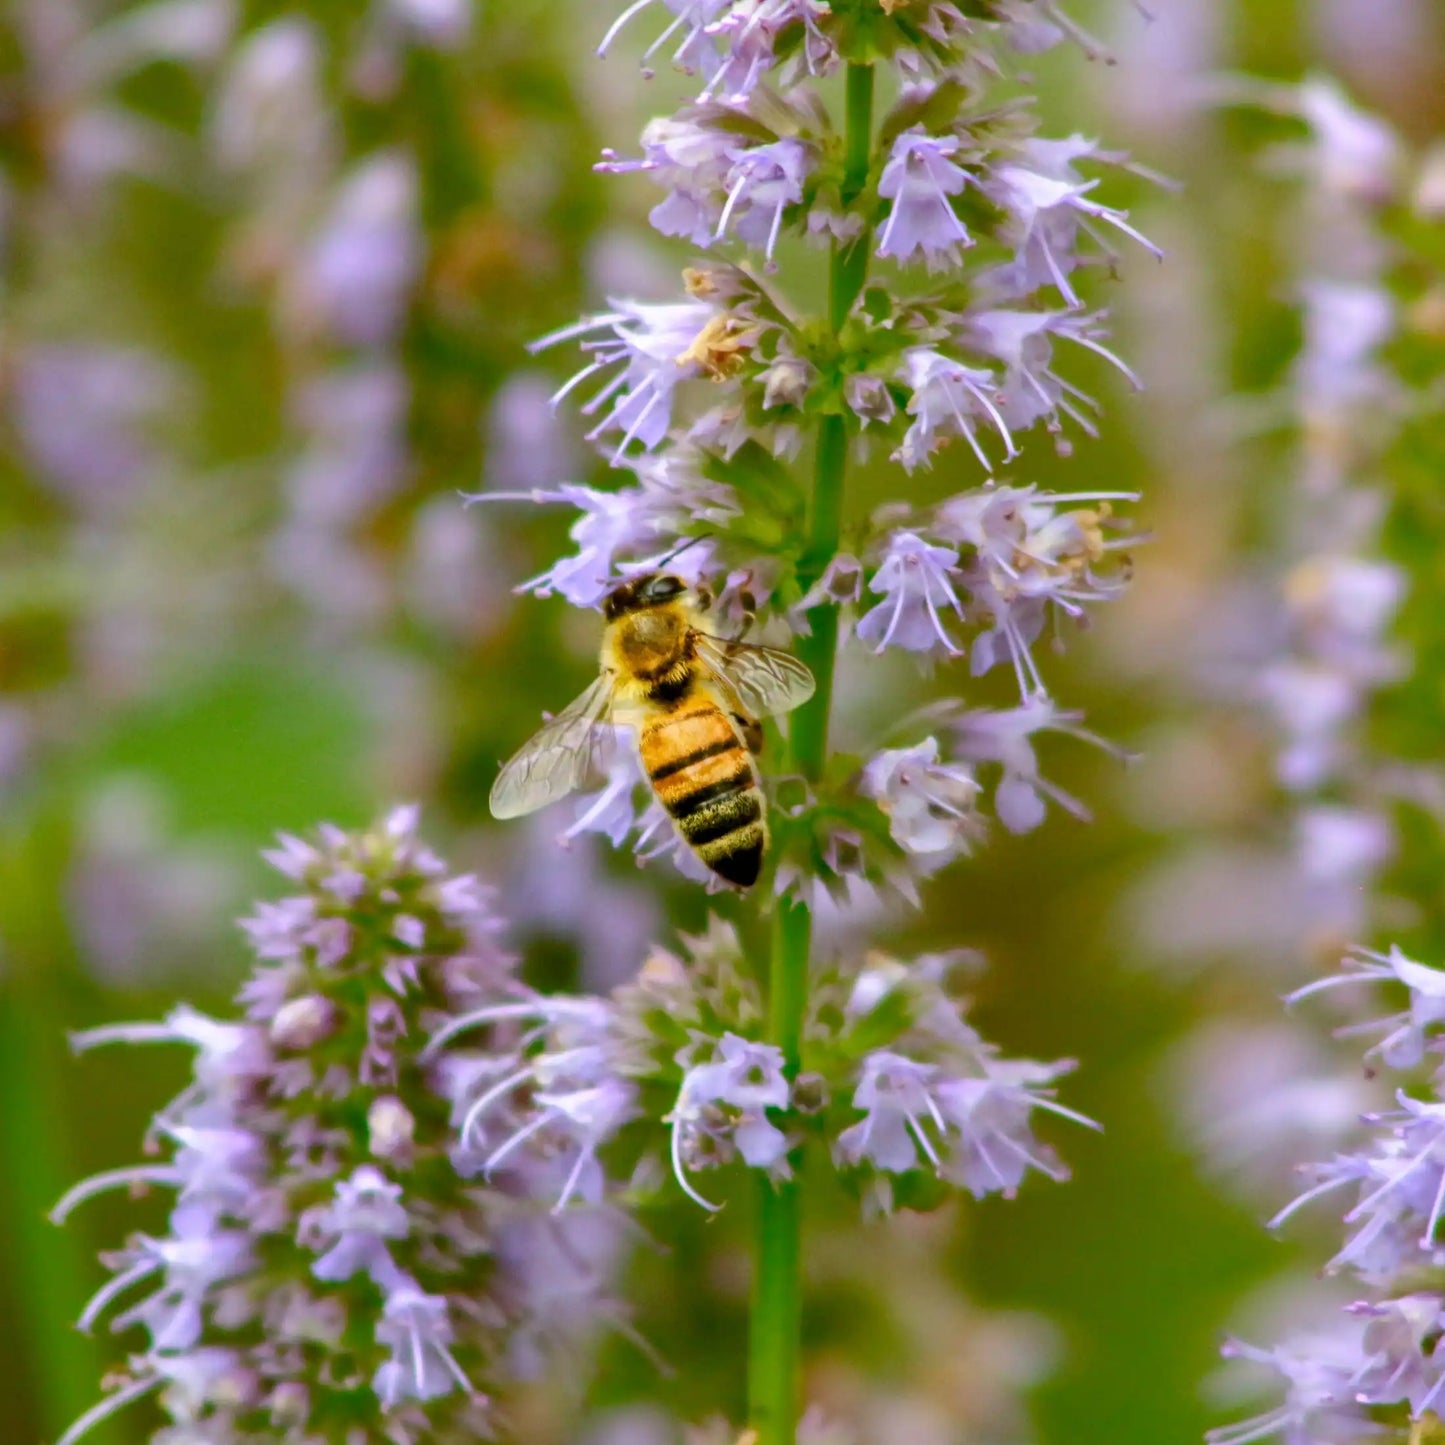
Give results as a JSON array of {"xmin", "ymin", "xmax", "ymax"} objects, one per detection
[{"xmin": 747, "ymin": 59, "xmax": 875, "ymax": 1445}]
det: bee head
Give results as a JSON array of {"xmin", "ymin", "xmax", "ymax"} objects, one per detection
[{"xmin": 603, "ymin": 571, "xmax": 688, "ymax": 620}]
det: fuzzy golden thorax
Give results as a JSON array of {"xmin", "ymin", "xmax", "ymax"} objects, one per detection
[{"xmin": 602, "ymin": 602, "xmax": 699, "ymax": 696}]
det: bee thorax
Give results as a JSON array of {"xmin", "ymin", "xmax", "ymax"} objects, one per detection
[{"xmin": 610, "ymin": 611, "xmax": 694, "ymax": 685}]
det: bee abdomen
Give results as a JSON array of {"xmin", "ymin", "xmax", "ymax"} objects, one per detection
[
  {"xmin": 675, "ymin": 788, "xmax": 764, "ymax": 889},
  {"xmin": 674, "ymin": 787, "xmax": 761, "ymax": 843},
  {"xmin": 641, "ymin": 707, "xmax": 765, "ymax": 888}
]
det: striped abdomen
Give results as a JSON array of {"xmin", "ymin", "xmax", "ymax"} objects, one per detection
[{"xmin": 639, "ymin": 694, "xmax": 765, "ymax": 888}]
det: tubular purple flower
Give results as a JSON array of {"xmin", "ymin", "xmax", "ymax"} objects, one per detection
[
  {"xmin": 942, "ymin": 485, "xmax": 1134, "ymax": 696},
  {"xmin": 876, "ymin": 131, "xmax": 974, "ymax": 270},
  {"xmin": 980, "ymin": 146, "xmax": 1162, "ymax": 306},
  {"xmin": 1225, "ymin": 73, "xmax": 1404, "ymax": 206},
  {"xmin": 962, "ymin": 307, "xmax": 1140, "ymax": 443},
  {"xmin": 896, "ymin": 348, "xmax": 1017, "ymax": 473},
  {"xmin": 1207, "ymin": 1326, "xmax": 1378, "ymax": 1445},
  {"xmin": 373, "ymin": 1285, "xmax": 477, "ymax": 1406},
  {"xmin": 833, "ymin": 1029, "xmax": 1094, "ymax": 1206},
  {"xmin": 860, "ymin": 739, "xmax": 981, "ymax": 861},
  {"xmin": 936, "ymin": 1061, "xmax": 1084, "ymax": 1199},
  {"xmin": 294, "ymin": 151, "xmax": 420, "ymax": 348},
  {"xmin": 854, "ymin": 531, "xmax": 966, "ymax": 657},
  {"xmin": 603, "ymin": 116, "xmax": 816, "ymax": 264},
  {"xmin": 13, "ymin": 345, "xmax": 174, "ymax": 504},
  {"xmin": 667, "ymin": 1033, "xmax": 793, "ymax": 1206},
  {"xmin": 716, "ymin": 138, "xmax": 811, "ymax": 263},
  {"xmin": 1288, "ymin": 946, "xmax": 1445, "ymax": 1072},
  {"xmin": 1295, "ymin": 280, "xmax": 1396, "ymax": 422},
  {"xmin": 702, "ymin": 1, "xmax": 835, "ymax": 102},
  {"xmin": 532, "ymin": 299, "xmax": 724, "ymax": 461},
  {"xmin": 600, "ymin": 116, "xmax": 740, "ymax": 246},
  {"xmin": 946, "ymin": 694, "xmax": 1121, "ymax": 832},
  {"xmin": 307, "ymin": 1166, "xmax": 411, "ymax": 1285},
  {"xmin": 835, "ymin": 1052, "xmax": 946, "ymax": 1174},
  {"xmin": 477, "ymin": 465, "xmax": 734, "ymax": 609}
]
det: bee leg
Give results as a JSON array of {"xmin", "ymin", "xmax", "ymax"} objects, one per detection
[
  {"xmin": 735, "ymin": 713, "xmax": 765, "ymax": 755},
  {"xmin": 731, "ymin": 589, "xmax": 758, "ymax": 642}
]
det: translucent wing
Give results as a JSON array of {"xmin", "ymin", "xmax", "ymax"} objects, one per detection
[
  {"xmin": 489, "ymin": 675, "xmax": 616, "ymax": 819},
  {"xmin": 694, "ymin": 633, "xmax": 815, "ymax": 719}
]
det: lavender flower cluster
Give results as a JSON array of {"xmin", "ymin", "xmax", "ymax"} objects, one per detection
[
  {"xmin": 57, "ymin": 813, "xmax": 1086, "ymax": 1441},
  {"xmin": 1211, "ymin": 948, "xmax": 1445, "ymax": 1445},
  {"xmin": 487, "ymin": 0, "xmax": 1153, "ymax": 906},
  {"xmin": 53, "ymin": 809, "xmax": 588, "ymax": 1445},
  {"xmin": 446, "ymin": 915, "xmax": 1091, "ymax": 1222}
]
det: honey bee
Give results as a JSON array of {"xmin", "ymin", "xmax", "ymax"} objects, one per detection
[{"xmin": 489, "ymin": 571, "xmax": 815, "ymax": 888}]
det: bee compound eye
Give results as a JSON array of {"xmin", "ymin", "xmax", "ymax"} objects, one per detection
[{"xmin": 646, "ymin": 574, "xmax": 685, "ymax": 602}]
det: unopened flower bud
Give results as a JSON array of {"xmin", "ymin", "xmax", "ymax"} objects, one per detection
[
  {"xmin": 639, "ymin": 947, "xmax": 688, "ymax": 989},
  {"xmin": 815, "ymin": 553, "xmax": 863, "ymax": 606},
  {"xmin": 270, "ymin": 994, "xmax": 339, "ymax": 1050},
  {"xmin": 762, "ymin": 355, "xmax": 815, "ymax": 410},
  {"xmin": 844, "ymin": 373, "xmax": 896, "ymax": 427},
  {"xmin": 268, "ymin": 1381, "xmax": 310, "ymax": 1429},
  {"xmin": 791, "ymin": 1072, "xmax": 829, "ymax": 1115},
  {"xmin": 367, "ymin": 1095, "xmax": 416, "ymax": 1165}
]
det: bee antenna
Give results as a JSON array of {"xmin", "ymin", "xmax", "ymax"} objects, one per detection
[{"xmin": 654, "ymin": 533, "xmax": 711, "ymax": 570}]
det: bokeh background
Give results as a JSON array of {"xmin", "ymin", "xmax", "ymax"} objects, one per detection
[{"xmin": 2, "ymin": 2, "xmax": 1444, "ymax": 1442}]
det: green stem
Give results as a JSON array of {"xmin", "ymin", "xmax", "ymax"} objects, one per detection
[
  {"xmin": 830, "ymin": 63, "xmax": 876, "ymax": 332},
  {"xmin": 747, "ymin": 900, "xmax": 809, "ymax": 1441},
  {"xmin": 748, "ymin": 59, "xmax": 875, "ymax": 1445},
  {"xmin": 789, "ymin": 414, "xmax": 846, "ymax": 778}
]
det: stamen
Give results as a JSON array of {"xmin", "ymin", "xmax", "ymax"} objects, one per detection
[
  {"xmin": 77, "ymin": 1257, "xmax": 161, "ymax": 1333},
  {"xmin": 528, "ymin": 311, "xmax": 620, "ymax": 354},
  {"xmin": 553, "ymin": 1146, "xmax": 595, "ymax": 1215},
  {"xmin": 1266, "ymin": 1171, "xmax": 1357, "ymax": 1229},
  {"xmin": 422, "ymin": 998, "xmax": 596, "ymax": 1059},
  {"xmin": 548, "ymin": 358, "xmax": 608, "ymax": 408},
  {"xmin": 51, "ymin": 1165, "xmax": 180, "ymax": 1224},
  {"xmin": 597, "ymin": 0, "xmax": 658, "ymax": 56},
  {"xmin": 667, "ymin": 1087, "xmax": 722, "ymax": 1212},
  {"xmin": 69, "ymin": 1022, "xmax": 182, "ymax": 1052},
  {"xmin": 55, "ymin": 1375, "xmax": 162, "ymax": 1445},
  {"xmin": 483, "ymin": 1112, "xmax": 553, "ymax": 1175},
  {"xmin": 461, "ymin": 1065, "xmax": 536, "ymax": 1144}
]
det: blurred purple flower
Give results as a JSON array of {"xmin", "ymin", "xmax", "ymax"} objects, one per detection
[
  {"xmin": 292, "ymin": 151, "xmax": 421, "ymax": 347},
  {"xmin": 12, "ymin": 345, "xmax": 173, "ymax": 508}
]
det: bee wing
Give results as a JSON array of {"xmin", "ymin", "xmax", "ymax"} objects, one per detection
[
  {"xmin": 694, "ymin": 633, "xmax": 816, "ymax": 719},
  {"xmin": 489, "ymin": 675, "xmax": 617, "ymax": 820}
]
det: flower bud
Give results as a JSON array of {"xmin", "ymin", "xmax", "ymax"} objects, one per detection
[
  {"xmin": 367, "ymin": 1095, "xmax": 416, "ymax": 1165},
  {"xmin": 762, "ymin": 355, "xmax": 815, "ymax": 410},
  {"xmin": 269, "ymin": 993, "xmax": 339, "ymax": 1050}
]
